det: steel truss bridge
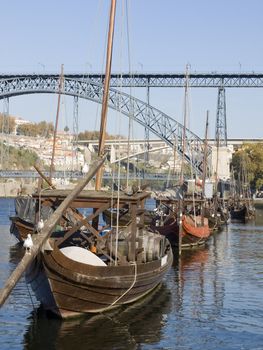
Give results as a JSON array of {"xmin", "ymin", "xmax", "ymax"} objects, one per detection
[
  {"xmin": 1, "ymin": 72, "xmax": 260, "ymax": 175},
  {"xmin": 0, "ymin": 74, "xmax": 210, "ymax": 175},
  {"xmin": 1, "ymin": 72, "xmax": 263, "ymax": 87}
]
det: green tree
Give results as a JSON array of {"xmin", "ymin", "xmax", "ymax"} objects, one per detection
[
  {"xmin": 231, "ymin": 143, "xmax": 263, "ymax": 190},
  {"xmin": 17, "ymin": 121, "xmax": 54, "ymax": 138},
  {"xmin": 78, "ymin": 130, "xmax": 124, "ymax": 140}
]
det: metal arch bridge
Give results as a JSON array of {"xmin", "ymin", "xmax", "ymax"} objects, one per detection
[
  {"xmin": 1, "ymin": 72, "xmax": 263, "ymax": 87},
  {"xmin": 0, "ymin": 75, "xmax": 209, "ymax": 175}
]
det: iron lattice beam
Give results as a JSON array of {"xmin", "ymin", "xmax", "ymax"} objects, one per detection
[
  {"xmin": 0, "ymin": 76, "xmax": 210, "ymax": 175},
  {"xmin": 215, "ymin": 87, "xmax": 227, "ymax": 146},
  {"xmin": 2, "ymin": 72, "xmax": 263, "ymax": 87}
]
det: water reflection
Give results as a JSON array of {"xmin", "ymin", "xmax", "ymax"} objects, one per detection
[
  {"xmin": 1, "ymin": 205, "xmax": 263, "ymax": 349},
  {"xmin": 255, "ymin": 208, "xmax": 263, "ymax": 226},
  {"xmin": 23, "ymin": 284, "xmax": 171, "ymax": 350},
  {"xmin": 172, "ymin": 236, "xmax": 227, "ymax": 324},
  {"xmin": 9, "ymin": 242, "xmax": 24, "ymax": 265}
]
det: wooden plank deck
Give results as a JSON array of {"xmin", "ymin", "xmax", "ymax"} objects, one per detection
[{"xmin": 33, "ymin": 189, "xmax": 150, "ymax": 208}]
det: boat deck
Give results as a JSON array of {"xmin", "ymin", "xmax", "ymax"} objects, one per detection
[{"xmin": 32, "ymin": 189, "xmax": 150, "ymax": 208}]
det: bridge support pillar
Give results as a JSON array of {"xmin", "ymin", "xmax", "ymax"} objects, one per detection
[
  {"xmin": 215, "ymin": 87, "xmax": 227, "ymax": 146},
  {"xmin": 213, "ymin": 86, "xmax": 232, "ymax": 180}
]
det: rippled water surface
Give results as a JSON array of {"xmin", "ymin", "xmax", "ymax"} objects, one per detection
[{"xmin": 0, "ymin": 198, "xmax": 263, "ymax": 349}]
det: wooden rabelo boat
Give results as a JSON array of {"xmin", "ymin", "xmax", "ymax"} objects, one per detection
[
  {"xmin": 230, "ymin": 204, "xmax": 247, "ymax": 222},
  {"xmin": 152, "ymin": 196, "xmax": 211, "ymax": 249},
  {"xmin": 9, "ymin": 196, "xmax": 37, "ymax": 242},
  {"xmin": 25, "ymin": 189, "xmax": 173, "ymax": 318},
  {"xmin": 1, "ymin": 0, "xmax": 172, "ymax": 318},
  {"xmin": 10, "ymin": 215, "xmax": 34, "ymax": 242},
  {"xmin": 10, "ymin": 195, "xmax": 80, "ymax": 242},
  {"xmin": 181, "ymin": 214, "xmax": 210, "ymax": 247},
  {"xmin": 153, "ymin": 213, "xmax": 210, "ymax": 249}
]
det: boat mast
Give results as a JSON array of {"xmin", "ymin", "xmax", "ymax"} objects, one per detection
[
  {"xmin": 201, "ymin": 111, "xmax": 209, "ymax": 225},
  {"xmin": 179, "ymin": 64, "xmax": 190, "ymax": 187},
  {"xmin": 178, "ymin": 64, "xmax": 190, "ymax": 256},
  {"xmin": 95, "ymin": 0, "xmax": 117, "ymax": 191},
  {"xmin": 214, "ymin": 110, "xmax": 220, "ymax": 214},
  {"xmin": 50, "ymin": 64, "xmax": 64, "ymax": 181}
]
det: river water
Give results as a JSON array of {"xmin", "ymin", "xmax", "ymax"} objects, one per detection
[{"xmin": 0, "ymin": 198, "xmax": 263, "ymax": 350}]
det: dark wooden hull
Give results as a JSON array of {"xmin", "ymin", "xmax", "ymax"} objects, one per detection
[
  {"xmin": 230, "ymin": 206, "xmax": 247, "ymax": 221},
  {"xmin": 154, "ymin": 215, "xmax": 211, "ymax": 249},
  {"xmin": 9, "ymin": 216, "xmax": 66, "ymax": 243},
  {"xmin": 9, "ymin": 216, "xmax": 34, "ymax": 242},
  {"xmin": 204, "ymin": 208, "xmax": 227, "ymax": 231},
  {"xmin": 153, "ymin": 219, "xmax": 179, "ymax": 247},
  {"xmin": 26, "ymin": 240, "xmax": 173, "ymax": 318}
]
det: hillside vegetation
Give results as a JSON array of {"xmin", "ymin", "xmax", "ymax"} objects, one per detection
[
  {"xmin": 78, "ymin": 130, "xmax": 124, "ymax": 140},
  {"xmin": 1, "ymin": 143, "xmax": 40, "ymax": 169},
  {"xmin": 17, "ymin": 121, "xmax": 54, "ymax": 137}
]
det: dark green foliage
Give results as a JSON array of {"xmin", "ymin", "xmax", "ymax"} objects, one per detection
[{"xmin": 231, "ymin": 143, "xmax": 263, "ymax": 190}]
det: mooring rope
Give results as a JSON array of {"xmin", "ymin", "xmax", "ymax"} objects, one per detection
[{"xmin": 102, "ymin": 261, "xmax": 137, "ymax": 312}]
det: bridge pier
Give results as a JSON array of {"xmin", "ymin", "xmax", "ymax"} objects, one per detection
[{"xmin": 215, "ymin": 86, "xmax": 227, "ymax": 146}]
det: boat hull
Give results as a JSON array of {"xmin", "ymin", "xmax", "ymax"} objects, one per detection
[
  {"xmin": 26, "ymin": 243, "xmax": 173, "ymax": 318},
  {"xmin": 230, "ymin": 206, "xmax": 247, "ymax": 222},
  {"xmin": 10, "ymin": 216, "xmax": 34, "ymax": 242},
  {"xmin": 154, "ymin": 215, "xmax": 210, "ymax": 249}
]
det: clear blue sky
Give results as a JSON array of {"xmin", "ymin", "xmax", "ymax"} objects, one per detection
[{"xmin": 1, "ymin": 0, "xmax": 263, "ymax": 139}]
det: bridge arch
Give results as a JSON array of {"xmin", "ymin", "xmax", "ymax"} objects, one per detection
[{"xmin": 0, "ymin": 76, "xmax": 210, "ymax": 174}]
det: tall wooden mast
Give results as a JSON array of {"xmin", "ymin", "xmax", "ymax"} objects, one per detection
[
  {"xmin": 178, "ymin": 64, "xmax": 190, "ymax": 256},
  {"xmin": 201, "ymin": 111, "xmax": 209, "ymax": 225},
  {"xmin": 95, "ymin": 0, "xmax": 117, "ymax": 190},
  {"xmin": 179, "ymin": 64, "xmax": 190, "ymax": 186}
]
